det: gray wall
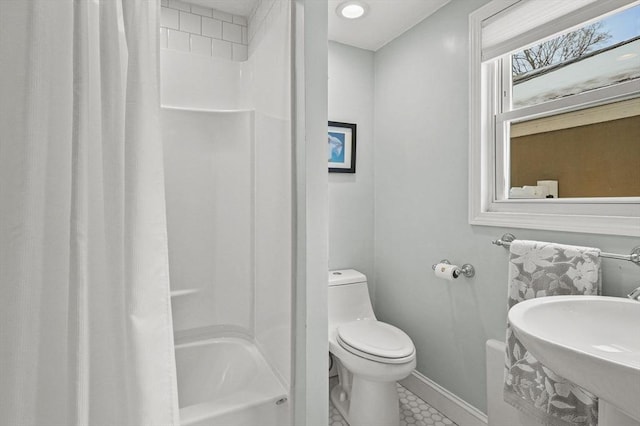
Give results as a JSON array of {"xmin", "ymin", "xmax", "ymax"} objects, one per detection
[
  {"xmin": 372, "ymin": 0, "xmax": 640, "ymax": 413},
  {"xmin": 328, "ymin": 41, "xmax": 375, "ymax": 286}
]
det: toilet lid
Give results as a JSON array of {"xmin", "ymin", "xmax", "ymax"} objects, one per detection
[{"xmin": 337, "ymin": 320, "xmax": 415, "ymax": 363}]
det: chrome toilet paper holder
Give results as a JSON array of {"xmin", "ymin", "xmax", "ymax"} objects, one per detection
[{"xmin": 431, "ymin": 259, "xmax": 475, "ymax": 278}]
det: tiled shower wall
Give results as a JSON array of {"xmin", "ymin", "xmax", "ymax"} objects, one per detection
[
  {"xmin": 160, "ymin": 0, "xmax": 248, "ymax": 61},
  {"xmin": 247, "ymin": 0, "xmax": 287, "ymax": 56}
]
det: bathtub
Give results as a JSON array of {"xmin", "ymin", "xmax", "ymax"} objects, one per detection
[{"xmin": 175, "ymin": 337, "xmax": 290, "ymax": 426}]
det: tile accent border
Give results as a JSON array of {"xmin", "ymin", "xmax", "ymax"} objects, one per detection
[
  {"xmin": 400, "ymin": 371, "xmax": 488, "ymax": 426},
  {"xmin": 160, "ymin": 0, "xmax": 248, "ymax": 61}
]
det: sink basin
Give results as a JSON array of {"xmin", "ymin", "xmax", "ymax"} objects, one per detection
[{"xmin": 508, "ymin": 296, "xmax": 640, "ymax": 421}]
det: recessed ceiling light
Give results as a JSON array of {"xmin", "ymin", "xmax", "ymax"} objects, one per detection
[{"xmin": 336, "ymin": 1, "xmax": 369, "ymax": 20}]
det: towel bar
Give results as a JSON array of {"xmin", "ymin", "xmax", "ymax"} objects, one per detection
[{"xmin": 492, "ymin": 233, "xmax": 640, "ymax": 266}]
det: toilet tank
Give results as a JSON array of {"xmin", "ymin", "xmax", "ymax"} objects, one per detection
[{"xmin": 328, "ymin": 270, "xmax": 376, "ymax": 331}]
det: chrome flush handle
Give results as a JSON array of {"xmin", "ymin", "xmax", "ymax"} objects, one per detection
[{"xmin": 627, "ymin": 286, "xmax": 640, "ymax": 301}]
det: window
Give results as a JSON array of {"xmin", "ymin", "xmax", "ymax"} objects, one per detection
[{"xmin": 469, "ymin": 0, "xmax": 640, "ymax": 236}]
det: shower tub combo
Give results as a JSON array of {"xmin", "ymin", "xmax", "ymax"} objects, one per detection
[
  {"xmin": 161, "ymin": 1, "xmax": 294, "ymax": 423},
  {"xmin": 175, "ymin": 337, "xmax": 288, "ymax": 426},
  {"xmin": 162, "ymin": 106, "xmax": 292, "ymax": 426}
]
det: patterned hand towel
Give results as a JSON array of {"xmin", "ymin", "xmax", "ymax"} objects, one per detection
[{"xmin": 504, "ymin": 240, "xmax": 601, "ymax": 426}]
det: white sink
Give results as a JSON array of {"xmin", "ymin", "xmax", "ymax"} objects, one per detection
[{"xmin": 508, "ymin": 296, "xmax": 640, "ymax": 421}]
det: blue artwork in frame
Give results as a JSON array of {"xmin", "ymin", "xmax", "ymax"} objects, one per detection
[{"xmin": 328, "ymin": 121, "xmax": 356, "ymax": 173}]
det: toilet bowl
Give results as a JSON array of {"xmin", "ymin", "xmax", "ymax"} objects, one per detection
[{"xmin": 328, "ymin": 269, "xmax": 416, "ymax": 426}]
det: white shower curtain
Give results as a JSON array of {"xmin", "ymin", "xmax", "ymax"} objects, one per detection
[{"xmin": 0, "ymin": 1, "xmax": 179, "ymax": 425}]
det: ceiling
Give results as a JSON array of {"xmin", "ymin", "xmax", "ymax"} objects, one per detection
[
  {"xmin": 190, "ymin": 0, "xmax": 451, "ymax": 52},
  {"xmin": 328, "ymin": 0, "xmax": 451, "ymax": 51}
]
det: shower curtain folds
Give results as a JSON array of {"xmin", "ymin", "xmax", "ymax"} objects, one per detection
[{"xmin": 0, "ymin": 1, "xmax": 179, "ymax": 425}]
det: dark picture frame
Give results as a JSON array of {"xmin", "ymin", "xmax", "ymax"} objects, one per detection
[{"xmin": 328, "ymin": 121, "xmax": 357, "ymax": 173}]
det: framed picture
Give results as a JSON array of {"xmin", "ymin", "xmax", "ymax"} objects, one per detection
[{"xmin": 328, "ymin": 121, "xmax": 357, "ymax": 173}]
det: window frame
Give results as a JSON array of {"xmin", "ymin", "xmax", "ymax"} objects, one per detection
[{"xmin": 468, "ymin": 0, "xmax": 640, "ymax": 237}]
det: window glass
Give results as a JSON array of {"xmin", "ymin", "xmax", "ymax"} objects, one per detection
[
  {"xmin": 501, "ymin": 3, "xmax": 640, "ymax": 199},
  {"xmin": 511, "ymin": 4, "xmax": 640, "ymax": 109},
  {"xmin": 509, "ymin": 100, "xmax": 640, "ymax": 198}
]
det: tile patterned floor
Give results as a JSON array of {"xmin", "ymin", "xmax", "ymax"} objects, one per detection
[{"xmin": 329, "ymin": 382, "xmax": 458, "ymax": 426}]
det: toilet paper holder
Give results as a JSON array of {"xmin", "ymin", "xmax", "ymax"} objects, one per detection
[{"xmin": 431, "ymin": 259, "xmax": 475, "ymax": 278}]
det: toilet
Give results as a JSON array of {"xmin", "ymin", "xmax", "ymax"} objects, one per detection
[{"xmin": 328, "ymin": 269, "xmax": 416, "ymax": 426}]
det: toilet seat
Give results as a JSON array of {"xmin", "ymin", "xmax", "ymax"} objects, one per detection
[{"xmin": 336, "ymin": 320, "xmax": 415, "ymax": 364}]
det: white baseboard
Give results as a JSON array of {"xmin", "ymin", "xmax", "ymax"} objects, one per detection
[{"xmin": 400, "ymin": 371, "xmax": 488, "ymax": 426}]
